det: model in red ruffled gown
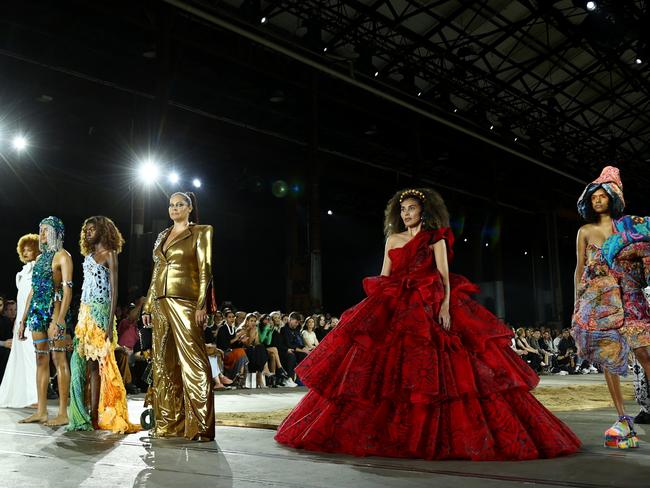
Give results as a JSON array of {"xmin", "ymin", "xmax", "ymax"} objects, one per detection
[{"xmin": 275, "ymin": 188, "xmax": 581, "ymax": 461}]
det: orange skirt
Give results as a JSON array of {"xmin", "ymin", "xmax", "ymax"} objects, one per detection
[{"xmin": 224, "ymin": 348, "xmax": 247, "ymax": 371}]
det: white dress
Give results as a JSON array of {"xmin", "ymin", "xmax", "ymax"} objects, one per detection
[{"xmin": 0, "ymin": 262, "xmax": 38, "ymax": 408}]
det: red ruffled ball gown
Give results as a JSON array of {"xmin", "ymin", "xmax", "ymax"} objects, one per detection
[{"xmin": 275, "ymin": 228, "xmax": 581, "ymax": 461}]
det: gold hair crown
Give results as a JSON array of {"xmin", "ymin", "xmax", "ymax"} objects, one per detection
[{"xmin": 399, "ymin": 189, "xmax": 426, "ymax": 203}]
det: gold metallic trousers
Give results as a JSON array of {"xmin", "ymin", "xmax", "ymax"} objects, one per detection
[{"xmin": 151, "ymin": 297, "xmax": 214, "ymax": 440}]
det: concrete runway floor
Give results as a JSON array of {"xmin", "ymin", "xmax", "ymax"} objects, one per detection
[{"xmin": 0, "ymin": 375, "xmax": 647, "ymax": 488}]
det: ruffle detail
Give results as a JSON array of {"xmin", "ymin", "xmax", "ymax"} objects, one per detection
[
  {"xmin": 276, "ymin": 230, "xmax": 580, "ymax": 460},
  {"xmin": 75, "ymin": 303, "xmax": 112, "ymax": 360},
  {"xmin": 68, "ymin": 303, "xmax": 140, "ymax": 434},
  {"xmin": 276, "ymin": 387, "xmax": 579, "ymax": 461}
]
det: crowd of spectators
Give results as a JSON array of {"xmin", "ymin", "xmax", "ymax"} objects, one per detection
[
  {"xmin": 0, "ymin": 287, "xmax": 342, "ymax": 397},
  {"xmin": 2, "ymin": 286, "xmax": 612, "ymax": 397},
  {"xmin": 203, "ymin": 307, "xmax": 339, "ymax": 389},
  {"xmin": 511, "ymin": 325, "xmax": 599, "ymax": 375}
]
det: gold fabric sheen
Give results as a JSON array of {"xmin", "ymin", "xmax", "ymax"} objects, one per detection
[
  {"xmin": 145, "ymin": 224, "xmax": 215, "ymax": 440},
  {"xmin": 145, "ymin": 224, "xmax": 213, "ymax": 312}
]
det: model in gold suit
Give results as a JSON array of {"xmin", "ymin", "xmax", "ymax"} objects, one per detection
[{"xmin": 142, "ymin": 191, "xmax": 215, "ymax": 441}]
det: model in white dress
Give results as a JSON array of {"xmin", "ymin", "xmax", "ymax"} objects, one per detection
[{"xmin": 0, "ymin": 261, "xmax": 38, "ymax": 408}]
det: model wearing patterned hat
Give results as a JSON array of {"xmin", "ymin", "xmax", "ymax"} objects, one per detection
[{"xmin": 572, "ymin": 166, "xmax": 650, "ymax": 449}]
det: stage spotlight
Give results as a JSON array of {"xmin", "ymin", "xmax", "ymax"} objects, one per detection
[
  {"xmin": 417, "ymin": 91, "xmax": 422, "ymax": 97},
  {"xmin": 489, "ymin": 125, "xmax": 494, "ymax": 130},
  {"xmin": 192, "ymin": 178, "xmax": 202, "ymax": 188},
  {"xmin": 463, "ymin": 238, "xmax": 468, "ymax": 242},
  {"xmin": 272, "ymin": 180, "xmax": 289, "ymax": 198},
  {"xmin": 586, "ymin": 1, "xmax": 596, "ymax": 10},
  {"xmin": 12, "ymin": 135, "xmax": 28, "ymax": 151},
  {"xmin": 168, "ymin": 171, "xmax": 180, "ymax": 184},
  {"xmin": 524, "ymin": 251, "xmax": 528, "ymax": 255},
  {"xmin": 485, "ymin": 243, "xmax": 489, "ymax": 247},
  {"xmin": 327, "ymin": 210, "xmax": 333, "ymax": 216},
  {"xmin": 635, "ymin": 57, "xmax": 643, "ymax": 65},
  {"xmin": 137, "ymin": 158, "xmax": 160, "ymax": 185},
  {"xmin": 260, "ymin": 17, "xmax": 267, "ymax": 24}
]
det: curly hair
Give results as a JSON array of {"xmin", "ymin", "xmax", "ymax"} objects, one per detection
[
  {"xmin": 383, "ymin": 187, "xmax": 450, "ymax": 237},
  {"xmin": 16, "ymin": 234, "xmax": 40, "ymax": 264},
  {"xmin": 79, "ymin": 216, "xmax": 125, "ymax": 256}
]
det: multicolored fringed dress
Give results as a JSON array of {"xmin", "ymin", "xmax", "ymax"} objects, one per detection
[
  {"xmin": 572, "ymin": 215, "xmax": 650, "ymax": 448},
  {"xmin": 573, "ymin": 217, "xmax": 650, "ymax": 375},
  {"xmin": 67, "ymin": 254, "xmax": 140, "ymax": 433}
]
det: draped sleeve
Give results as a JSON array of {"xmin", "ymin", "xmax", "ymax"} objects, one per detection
[
  {"xmin": 429, "ymin": 227, "xmax": 454, "ymax": 262},
  {"xmin": 195, "ymin": 225, "xmax": 213, "ymax": 310}
]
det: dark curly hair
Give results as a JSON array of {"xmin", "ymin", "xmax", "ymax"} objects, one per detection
[
  {"xmin": 383, "ymin": 188, "xmax": 450, "ymax": 237},
  {"xmin": 79, "ymin": 216, "xmax": 125, "ymax": 256}
]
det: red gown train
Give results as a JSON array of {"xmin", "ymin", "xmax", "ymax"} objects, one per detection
[{"xmin": 275, "ymin": 228, "xmax": 581, "ymax": 461}]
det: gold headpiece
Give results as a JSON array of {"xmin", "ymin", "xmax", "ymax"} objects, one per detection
[{"xmin": 399, "ymin": 189, "xmax": 426, "ymax": 203}]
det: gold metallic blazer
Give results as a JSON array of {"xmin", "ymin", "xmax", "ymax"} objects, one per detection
[{"xmin": 144, "ymin": 224, "xmax": 213, "ymax": 312}]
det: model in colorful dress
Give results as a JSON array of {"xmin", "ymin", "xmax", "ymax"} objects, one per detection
[
  {"xmin": 275, "ymin": 188, "xmax": 581, "ymax": 461},
  {"xmin": 573, "ymin": 166, "xmax": 650, "ymax": 449},
  {"xmin": 67, "ymin": 216, "xmax": 139, "ymax": 433},
  {"xmin": 17, "ymin": 217, "xmax": 73, "ymax": 426}
]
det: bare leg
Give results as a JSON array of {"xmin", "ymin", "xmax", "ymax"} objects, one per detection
[
  {"xmin": 45, "ymin": 341, "xmax": 70, "ymax": 426},
  {"xmin": 267, "ymin": 347, "xmax": 283, "ymax": 373},
  {"xmin": 19, "ymin": 333, "xmax": 50, "ymax": 423},
  {"xmin": 633, "ymin": 346, "xmax": 650, "ymax": 379},
  {"xmin": 89, "ymin": 359, "xmax": 100, "ymax": 429},
  {"xmin": 604, "ymin": 370, "xmax": 626, "ymax": 417}
]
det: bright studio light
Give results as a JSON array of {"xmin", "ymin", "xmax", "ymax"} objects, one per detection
[
  {"xmin": 168, "ymin": 171, "xmax": 180, "ymax": 184},
  {"xmin": 192, "ymin": 178, "xmax": 202, "ymax": 188},
  {"xmin": 12, "ymin": 135, "xmax": 28, "ymax": 151},
  {"xmin": 327, "ymin": 210, "xmax": 333, "ymax": 216},
  {"xmin": 586, "ymin": 1, "xmax": 596, "ymax": 11},
  {"xmin": 635, "ymin": 58, "xmax": 643, "ymax": 65},
  {"xmin": 138, "ymin": 158, "xmax": 160, "ymax": 185}
]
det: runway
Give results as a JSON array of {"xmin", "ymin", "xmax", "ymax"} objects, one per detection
[{"xmin": 0, "ymin": 375, "xmax": 647, "ymax": 487}]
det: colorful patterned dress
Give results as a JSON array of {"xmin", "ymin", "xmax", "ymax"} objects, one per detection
[
  {"xmin": 573, "ymin": 217, "xmax": 650, "ymax": 375},
  {"xmin": 67, "ymin": 254, "xmax": 139, "ymax": 433},
  {"xmin": 572, "ymin": 244, "xmax": 627, "ymax": 374}
]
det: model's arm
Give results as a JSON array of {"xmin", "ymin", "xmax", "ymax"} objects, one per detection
[
  {"xmin": 380, "ymin": 236, "xmax": 395, "ymax": 277},
  {"xmin": 195, "ymin": 226, "xmax": 213, "ymax": 328},
  {"xmin": 54, "ymin": 250, "xmax": 73, "ymax": 329},
  {"xmin": 574, "ymin": 227, "xmax": 587, "ymax": 302},
  {"xmin": 106, "ymin": 250, "xmax": 119, "ymax": 341},
  {"xmin": 196, "ymin": 225, "xmax": 213, "ymax": 310},
  {"xmin": 433, "ymin": 239, "xmax": 451, "ymax": 330},
  {"xmin": 18, "ymin": 288, "xmax": 33, "ymax": 340}
]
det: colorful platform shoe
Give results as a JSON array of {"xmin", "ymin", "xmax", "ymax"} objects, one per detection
[{"xmin": 604, "ymin": 415, "xmax": 639, "ymax": 449}]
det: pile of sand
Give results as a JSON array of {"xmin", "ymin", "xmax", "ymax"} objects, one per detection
[{"xmin": 216, "ymin": 383, "xmax": 635, "ymax": 429}]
